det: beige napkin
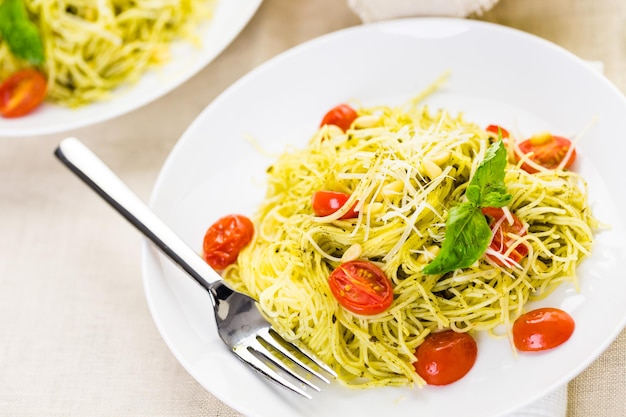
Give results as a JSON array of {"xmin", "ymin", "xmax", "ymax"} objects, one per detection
[
  {"xmin": 346, "ymin": 2, "xmax": 568, "ymax": 416},
  {"xmin": 348, "ymin": 0, "xmax": 500, "ymax": 22},
  {"xmin": 512, "ymin": 387, "xmax": 568, "ymax": 417}
]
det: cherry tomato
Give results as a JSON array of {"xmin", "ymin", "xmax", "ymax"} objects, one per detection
[
  {"xmin": 482, "ymin": 207, "xmax": 529, "ymax": 267},
  {"xmin": 513, "ymin": 307, "xmax": 575, "ymax": 351},
  {"xmin": 0, "ymin": 69, "xmax": 47, "ymax": 118},
  {"xmin": 414, "ymin": 330, "xmax": 478, "ymax": 386},
  {"xmin": 485, "ymin": 124, "xmax": 510, "ymax": 138},
  {"xmin": 320, "ymin": 103, "xmax": 358, "ymax": 132},
  {"xmin": 312, "ymin": 190, "xmax": 358, "ymax": 219},
  {"xmin": 517, "ymin": 133, "xmax": 576, "ymax": 173},
  {"xmin": 328, "ymin": 260, "xmax": 393, "ymax": 315},
  {"xmin": 202, "ymin": 214, "xmax": 254, "ymax": 270}
]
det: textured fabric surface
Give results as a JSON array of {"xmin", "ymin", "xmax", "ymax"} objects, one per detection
[
  {"xmin": 348, "ymin": 0, "xmax": 500, "ymax": 21},
  {"xmin": 1, "ymin": 0, "xmax": 625, "ymax": 416},
  {"xmin": 511, "ymin": 388, "xmax": 568, "ymax": 417}
]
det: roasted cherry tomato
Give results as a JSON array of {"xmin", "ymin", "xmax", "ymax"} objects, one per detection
[
  {"xmin": 485, "ymin": 124, "xmax": 510, "ymax": 138},
  {"xmin": 0, "ymin": 69, "xmax": 47, "ymax": 118},
  {"xmin": 312, "ymin": 190, "xmax": 358, "ymax": 219},
  {"xmin": 328, "ymin": 260, "xmax": 393, "ymax": 315},
  {"xmin": 414, "ymin": 330, "xmax": 478, "ymax": 386},
  {"xmin": 202, "ymin": 214, "xmax": 254, "ymax": 270},
  {"xmin": 482, "ymin": 207, "xmax": 529, "ymax": 268},
  {"xmin": 320, "ymin": 103, "xmax": 358, "ymax": 132},
  {"xmin": 517, "ymin": 133, "xmax": 576, "ymax": 173},
  {"xmin": 513, "ymin": 307, "xmax": 575, "ymax": 351}
]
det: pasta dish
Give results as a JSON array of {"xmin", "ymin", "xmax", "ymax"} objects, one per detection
[
  {"xmin": 220, "ymin": 97, "xmax": 598, "ymax": 388},
  {"xmin": 0, "ymin": 0, "xmax": 215, "ymax": 107}
]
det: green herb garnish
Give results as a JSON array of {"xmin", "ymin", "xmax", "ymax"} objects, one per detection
[
  {"xmin": 0, "ymin": 0, "xmax": 45, "ymax": 65},
  {"xmin": 422, "ymin": 140, "xmax": 511, "ymax": 275},
  {"xmin": 465, "ymin": 139, "xmax": 511, "ymax": 208}
]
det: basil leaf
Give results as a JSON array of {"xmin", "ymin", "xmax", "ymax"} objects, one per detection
[
  {"xmin": 422, "ymin": 140, "xmax": 512, "ymax": 275},
  {"xmin": 465, "ymin": 140, "xmax": 511, "ymax": 208},
  {"xmin": 422, "ymin": 202, "xmax": 492, "ymax": 275},
  {"xmin": 0, "ymin": 0, "xmax": 45, "ymax": 65}
]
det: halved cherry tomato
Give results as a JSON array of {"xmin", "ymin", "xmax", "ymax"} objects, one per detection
[
  {"xmin": 414, "ymin": 330, "xmax": 478, "ymax": 386},
  {"xmin": 517, "ymin": 133, "xmax": 576, "ymax": 173},
  {"xmin": 513, "ymin": 307, "xmax": 575, "ymax": 351},
  {"xmin": 328, "ymin": 260, "xmax": 393, "ymax": 315},
  {"xmin": 312, "ymin": 190, "xmax": 358, "ymax": 219},
  {"xmin": 0, "ymin": 69, "xmax": 47, "ymax": 118},
  {"xmin": 485, "ymin": 124, "xmax": 510, "ymax": 138},
  {"xmin": 320, "ymin": 103, "xmax": 358, "ymax": 132},
  {"xmin": 202, "ymin": 214, "xmax": 254, "ymax": 270},
  {"xmin": 482, "ymin": 207, "xmax": 529, "ymax": 268}
]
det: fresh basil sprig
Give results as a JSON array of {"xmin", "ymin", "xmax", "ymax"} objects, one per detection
[
  {"xmin": 422, "ymin": 140, "xmax": 511, "ymax": 275},
  {"xmin": 465, "ymin": 139, "xmax": 511, "ymax": 208},
  {"xmin": 0, "ymin": 0, "xmax": 45, "ymax": 65}
]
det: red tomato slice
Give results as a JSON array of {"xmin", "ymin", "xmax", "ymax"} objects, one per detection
[
  {"xmin": 312, "ymin": 190, "xmax": 358, "ymax": 219},
  {"xmin": 0, "ymin": 69, "xmax": 47, "ymax": 118},
  {"xmin": 517, "ymin": 133, "xmax": 576, "ymax": 173},
  {"xmin": 328, "ymin": 260, "xmax": 393, "ymax": 315},
  {"xmin": 513, "ymin": 307, "xmax": 575, "ymax": 351},
  {"xmin": 482, "ymin": 207, "xmax": 529, "ymax": 268},
  {"xmin": 414, "ymin": 330, "xmax": 478, "ymax": 385},
  {"xmin": 320, "ymin": 103, "xmax": 358, "ymax": 132},
  {"xmin": 485, "ymin": 124, "xmax": 510, "ymax": 138},
  {"xmin": 202, "ymin": 214, "xmax": 254, "ymax": 270}
]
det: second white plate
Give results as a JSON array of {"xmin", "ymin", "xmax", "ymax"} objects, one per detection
[{"xmin": 0, "ymin": 0, "xmax": 262, "ymax": 137}]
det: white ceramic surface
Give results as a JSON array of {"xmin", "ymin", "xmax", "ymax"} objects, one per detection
[
  {"xmin": 0, "ymin": 0, "xmax": 262, "ymax": 137},
  {"xmin": 142, "ymin": 18, "xmax": 626, "ymax": 417}
]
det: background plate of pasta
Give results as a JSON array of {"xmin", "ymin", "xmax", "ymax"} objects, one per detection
[
  {"xmin": 0, "ymin": 0, "xmax": 262, "ymax": 136},
  {"xmin": 142, "ymin": 18, "xmax": 626, "ymax": 417}
]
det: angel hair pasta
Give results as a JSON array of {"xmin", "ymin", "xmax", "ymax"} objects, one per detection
[
  {"xmin": 223, "ymin": 99, "xmax": 598, "ymax": 388},
  {"xmin": 0, "ymin": 0, "xmax": 215, "ymax": 107}
]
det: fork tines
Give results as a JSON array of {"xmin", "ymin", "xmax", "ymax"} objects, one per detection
[{"xmin": 234, "ymin": 328, "xmax": 337, "ymax": 399}]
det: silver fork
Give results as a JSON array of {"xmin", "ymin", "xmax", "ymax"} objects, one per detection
[{"xmin": 54, "ymin": 137, "xmax": 336, "ymax": 399}]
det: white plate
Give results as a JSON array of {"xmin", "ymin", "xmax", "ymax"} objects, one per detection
[
  {"xmin": 0, "ymin": 0, "xmax": 262, "ymax": 137},
  {"xmin": 143, "ymin": 18, "xmax": 626, "ymax": 417}
]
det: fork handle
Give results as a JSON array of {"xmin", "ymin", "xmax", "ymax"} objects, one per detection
[{"xmin": 54, "ymin": 137, "xmax": 222, "ymax": 291}]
